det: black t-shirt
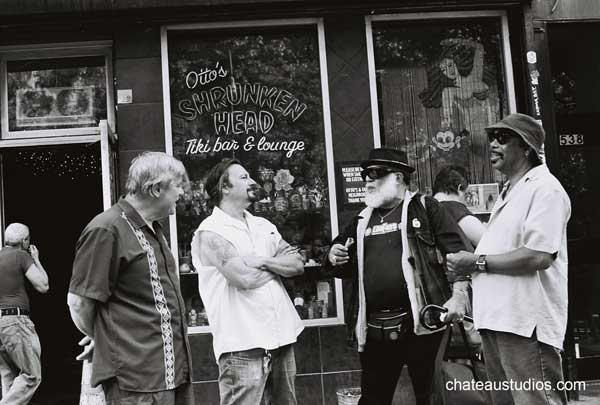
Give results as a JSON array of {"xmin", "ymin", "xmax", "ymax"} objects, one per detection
[
  {"xmin": 439, "ymin": 200, "xmax": 476, "ymax": 251},
  {"xmin": 0, "ymin": 246, "xmax": 34, "ymax": 310},
  {"xmin": 363, "ymin": 203, "xmax": 411, "ymax": 312}
]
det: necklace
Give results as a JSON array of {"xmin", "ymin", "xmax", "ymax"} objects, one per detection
[{"xmin": 377, "ymin": 203, "xmax": 400, "ymax": 224}]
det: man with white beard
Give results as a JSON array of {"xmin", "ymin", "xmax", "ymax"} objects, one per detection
[{"xmin": 323, "ymin": 148, "xmax": 470, "ymax": 405}]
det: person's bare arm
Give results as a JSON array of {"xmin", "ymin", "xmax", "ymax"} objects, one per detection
[
  {"xmin": 67, "ymin": 293, "xmax": 96, "ymax": 337},
  {"xmin": 24, "ymin": 245, "xmax": 49, "ymax": 293},
  {"xmin": 197, "ymin": 231, "xmax": 276, "ymax": 289},
  {"xmin": 458, "ymin": 215, "xmax": 486, "ymax": 246},
  {"xmin": 67, "ymin": 293, "xmax": 96, "ymax": 360},
  {"xmin": 254, "ymin": 239, "xmax": 304, "ymax": 278}
]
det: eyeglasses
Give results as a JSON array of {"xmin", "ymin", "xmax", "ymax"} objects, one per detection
[
  {"xmin": 487, "ymin": 130, "xmax": 517, "ymax": 145},
  {"xmin": 360, "ymin": 167, "xmax": 399, "ymax": 181}
]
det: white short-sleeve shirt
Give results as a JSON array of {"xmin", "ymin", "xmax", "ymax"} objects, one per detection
[
  {"xmin": 191, "ymin": 207, "xmax": 303, "ymax": 361},
  {"xmin": 473, "ymin": 165, "xmax": 571, "ymax": 349}
]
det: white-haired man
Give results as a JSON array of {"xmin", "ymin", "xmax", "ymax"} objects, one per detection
[
  {"xmin": 68, "ymin": 152, "xmax": 194, "ymax": 405},
  {"xmin": 325, "ymin": 148, "xmax": 470, "ymax": 405},
  {"xmin": 191, "ymin": 158, "xmax": 304, "ymax": 405},
  {"xmin": 0, "ymin": 223, "xmax": 49, "ymax": 404}
]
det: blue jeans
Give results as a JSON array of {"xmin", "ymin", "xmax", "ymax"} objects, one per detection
[
  {"xmin": 480, "ymin": 329, "xmax": 568, "ymax": 405},
  {"xmin": 0, "ymin": 315, "xmax": 42, "ymax": 405},
  {"xmin": 218, "ymin": 344, "xmax": 297, "ymax": 405}
]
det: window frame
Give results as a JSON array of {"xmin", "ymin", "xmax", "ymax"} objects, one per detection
[
  {"xmin": 365, "ymin": 10, "xmax": 517, "ymax": 147},
  {"xmin": 160, "ymin": 18, "xmax": 343, "ymax": 333},
  {"xmin": 0, "ymin": 41, "xmax": 115, "ymax": 140}
]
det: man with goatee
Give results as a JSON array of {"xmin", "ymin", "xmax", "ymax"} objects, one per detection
[{"xmin": 191, "ymin": 158, "xmax": 304, "ymax": 405}]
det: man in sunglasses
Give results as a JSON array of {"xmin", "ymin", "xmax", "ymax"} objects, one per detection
[
  {"xmin": 447, "ymin": 113, "xmax": 571, "ymax": 404},
  {"xmin": 323, "ymin": 148, "xmax": 470, "ymax": 405}
]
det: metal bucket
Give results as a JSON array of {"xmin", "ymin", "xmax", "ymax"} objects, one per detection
[{"xmin": 336, "ymin": 387, "xmax": 361, "ymax": 405}]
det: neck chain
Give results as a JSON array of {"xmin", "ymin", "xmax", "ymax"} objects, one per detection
[{"xmin": 377, "ymin": 203, "xmax": 400, "ymax": 224}]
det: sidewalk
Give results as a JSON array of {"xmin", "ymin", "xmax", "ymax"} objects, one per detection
[{"xmin": 569, "ymin": 380, "xmax": 600, "ymax": 404}]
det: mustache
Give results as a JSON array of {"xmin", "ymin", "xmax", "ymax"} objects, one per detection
[{"xmin": 248, "ymin": 184, "xmax": 267, "ymax": 200}]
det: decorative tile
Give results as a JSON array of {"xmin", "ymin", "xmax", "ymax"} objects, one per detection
[
  {"xmin": 116, "ymin": 103, "xmax": 166, "ymax": 151},
  {"xmin": 192, "ymin": 381, "xmax": 220, "ymax": 404},
  {"xmin": 295, "ymin": 326, "xmax": 322, "ymax": 375},
  {"xmin": 115, "ymin": 26, "xmax": 161, "ymax": 59},
  {"xmin": 115, "ymin": 57, "xmax": 163, "ymax": 104},
  {"xmin": 296, "ymin": 374, "xmax": 324, "ymax": 405},
  {"xmin": 320, "ymin": 325, "xmax": 360, "ymax": 372},
  {"xmin": 189, "ymin": 333, "xmax": 219, "ymax": 382}
]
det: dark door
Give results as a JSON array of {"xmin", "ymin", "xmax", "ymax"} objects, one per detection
[
  {"xmin": 548, "ymin": 23, "xmax": 600, "ymax": 381},
  {"xmin": 1, "ymin": 143, "xmax": 103, "ymax": 404}
]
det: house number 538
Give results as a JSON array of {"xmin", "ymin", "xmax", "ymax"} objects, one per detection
[{"xmin": 559, "ymin": 134, "xmax": 584, "ymax": 146}]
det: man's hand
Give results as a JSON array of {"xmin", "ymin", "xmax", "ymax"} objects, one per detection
[
  {"xmin": 446, "ymin": 251, "xmax": 478, "ymax": 276},
  {"xmin": 76, "ymin": 336, "xmax": 94, "ymax": 361},
  {"xmin": 328, "ymin": 243, "xmax": 349, "ymax": 266},
  {"xmin": 441, "ymin": 291, "xmax": 470, "ymax": 323},
  {"xmin": 29, "ymin": 244, "xmax": 40, "ymax": 262}
]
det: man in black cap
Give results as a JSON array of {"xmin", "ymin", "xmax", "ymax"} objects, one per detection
[
  {"xmin": 447, "ymin": 113, "xmax": 571, "ymax": 404},
  {"xmin": 325, "ymin": 148, "xmax": 470, "ymax": 405}
]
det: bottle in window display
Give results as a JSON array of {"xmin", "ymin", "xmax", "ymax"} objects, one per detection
[
  {"xmin": 189, "ymin": 309, "xmax": 197, "ymax": 327},
  {"xmin": 299, "ymin": 185, "xmax": 311, "ymax": 211},
  {"xmin": 288, "ymin": 187, "xmax": 302, "ymax": 211},
  {"xmin": 293, "ymin": 292, "xmax": 305, "ymax": 318},
  {"xmin": 274, "ymin": 190, "xmax": 289, "ymax": 212}
]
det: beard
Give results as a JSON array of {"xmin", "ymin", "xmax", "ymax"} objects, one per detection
[{"xmin": 364, "ymin": 176, "xmax": 402, "ymax": 208}]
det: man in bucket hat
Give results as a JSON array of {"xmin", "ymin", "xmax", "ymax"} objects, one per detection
[
  {"xmin": 447, "ymin": 113, "xmax": 571, "ymax": 404},
  {"xmin": 324, "ymin": 147, "xmax": 470, "ymax": 405}
]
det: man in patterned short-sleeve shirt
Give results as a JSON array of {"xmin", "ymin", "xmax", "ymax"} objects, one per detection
[{"xmin": 68, "ymin": 152, "xmax": 194, "ymax": 405}]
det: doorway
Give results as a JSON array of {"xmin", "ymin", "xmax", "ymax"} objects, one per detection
[
  {"xmin": 1, "ymin": 142, "xmax": 103, "ymax": 404},
  {"xmin": 548, "ymin": 22, "xmax": 600, "ymax": 380}
]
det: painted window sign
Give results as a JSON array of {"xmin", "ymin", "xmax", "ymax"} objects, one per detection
[
  {"xmin": 166, "ymin": 24, "xmax": 341, "ymax": 327},
  {"xmin": 372, "ymin": 18, "xmax": 509, "ymax": 192},
  {"xmin": 167, "ymin": 25, "xmax": 331, "ymax": 265},
  {"xmin": 6, "ymin": 56, "xmax": 107, "ymax": 131}
]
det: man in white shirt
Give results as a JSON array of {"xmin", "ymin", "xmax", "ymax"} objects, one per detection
[
  {"xmin": 191, "ymin": 158, "xmax": 304, "ymax": 405},
  {"xmin": 447, "ymin": 113, "xmax": 571, "ymax": 405}
]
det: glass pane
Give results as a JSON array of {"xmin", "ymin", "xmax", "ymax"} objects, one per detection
[
  {"xmin": 372, "ymin": 18, "xmax": 509, "ymax": 193},
  {"xmin": 7, "ymin": 56, "xmax": 107, "ymax": 132},
  {"xmin": 167, "ymin": 25, "xmax": 337, "ymax": 324}
]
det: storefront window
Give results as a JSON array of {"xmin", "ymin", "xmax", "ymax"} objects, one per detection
[
  {"xmin": 164, "ymin": 21, "xmax": 340, "ymax": 331},
  {"xmin": 3, "ymin": 55, "xmax": 108, "ymax": 136},
  {"xmin": 370, "ymin": 16, "xmax": 511, "ymax": 196}
]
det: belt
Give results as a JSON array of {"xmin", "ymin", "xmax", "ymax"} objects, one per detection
[{"xmin": 0, "ymin": 307, "xmax": 30, "ymax": 317}]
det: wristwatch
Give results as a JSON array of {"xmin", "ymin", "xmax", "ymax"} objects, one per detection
[{"xmin": 475, "ymin": 255, "xmax": 487, "ymax": 272}]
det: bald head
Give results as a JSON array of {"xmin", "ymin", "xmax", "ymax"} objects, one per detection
[{"xmin": 5, "ymin": 223, "xmax": 30, "ymax": 247}]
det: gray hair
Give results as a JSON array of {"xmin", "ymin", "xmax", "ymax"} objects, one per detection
[
  {"xmin": 5, "ymin": 223, "xmax": 29, "ymax": 246},
  {"xmin": 125, "ymin": 152, "xmax": 189, "ymax": 197}
]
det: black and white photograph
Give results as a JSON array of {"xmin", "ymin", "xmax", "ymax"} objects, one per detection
[{"xmin": 0, "ymin": 1, "xmax": 599, "ymax": 405}]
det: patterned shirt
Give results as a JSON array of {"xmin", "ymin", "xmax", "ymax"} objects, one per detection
[{"xmin": 70, "ymin": 198, "xmax": 192, "ymax": 391}]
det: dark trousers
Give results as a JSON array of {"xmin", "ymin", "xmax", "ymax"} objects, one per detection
[{"xmin": 358, "ymin": 330, "xmax": 443, "ymax": 405}]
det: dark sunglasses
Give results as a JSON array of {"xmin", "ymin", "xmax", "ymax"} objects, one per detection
[
  {"xmin": 487, "ymin": 130, "xmax": 517, "ymax": 145},
  {"xmin": 360, "ymin": 167, "xmax": 399, "ymax": 181}
]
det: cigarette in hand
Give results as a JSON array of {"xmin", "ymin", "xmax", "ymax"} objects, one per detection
[{"xmin": 345, "ymin": 238, "xmax": 355, "ymax": 248}]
